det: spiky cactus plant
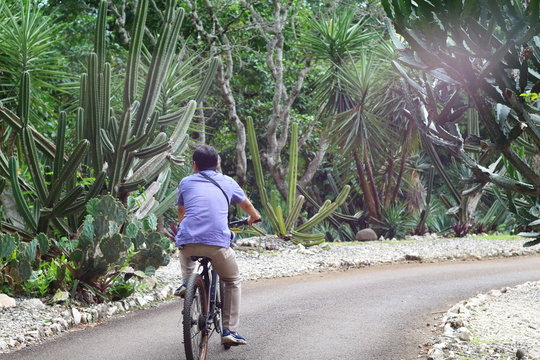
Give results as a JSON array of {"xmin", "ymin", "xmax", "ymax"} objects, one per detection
[
  {"xmin": 55, "ymin": 195, "xmax": 170, "ymax": 298},
  {"xmin": 246, "ymin": 117, "xmax": 350, "ymax": 246},
  {"xmin": 0, "ymin": 0, "xmax": 217, "ymax": 237},
  {"xmin": 0, "ymin": 232, "xmax": 50, "ymax": 291}
]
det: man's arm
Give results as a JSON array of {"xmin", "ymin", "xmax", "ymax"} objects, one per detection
[
  {"xmin": 238, "ymin": 198, "xmax": 261, "ymax": 225},
  {"xmin": 178, "ymin": 205, "xmax": 186, "ymax": 223}
]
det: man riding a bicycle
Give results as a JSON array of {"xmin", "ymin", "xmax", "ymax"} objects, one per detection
[{"xmin": 175, "ymin": 145, "xmax": 261, "ymax": 346}]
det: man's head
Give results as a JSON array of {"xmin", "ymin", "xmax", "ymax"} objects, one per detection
[{"xmin": 192, "ymin": 145, "xmax": 219, "ymax": 171}]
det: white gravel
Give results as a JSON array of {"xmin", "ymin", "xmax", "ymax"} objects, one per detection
[
  {"xmin": 427, "ymin": 280, "xmax": 540, "ymax": 360},
  {"xmin": 1, "ymin": 234, "xmax": 539, "ymax": 357}
]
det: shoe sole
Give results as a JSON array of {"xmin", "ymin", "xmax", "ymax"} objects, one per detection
[
  {"xmin": 221, "ymin": 338, "xmax": 247, "ymax": 346},
  {"xmin": 221, "ymin": 341, "xmax": 247, "ymax": 346}
]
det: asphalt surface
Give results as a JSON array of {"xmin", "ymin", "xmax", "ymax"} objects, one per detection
[{"xmin": 3, "ymin": 255, "xmax": 540, "ymax": 360}]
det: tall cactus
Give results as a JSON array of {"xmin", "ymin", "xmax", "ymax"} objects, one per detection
[
  {"xmin": 2, "ymin": 71, "xmax": 90, "ymax": 234},
  {"xmin": 79, "ymin": 0, "xmax": 189, "ymax": 201},
  {"xmin": 246, "ymin": 117, "xmax": 350, "ymax": 245},
  {"xmin": 0, "ymin": 0, "xmax": 217, "ymax": 237}
]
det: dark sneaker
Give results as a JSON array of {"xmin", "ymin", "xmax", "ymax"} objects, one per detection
[
  {"xmin": 221, "ymin": 329, "xmax": 247, "ymax": 346},
  {"xmin": 174, "ymin": 282, "xmax": 187, "ymax": 298}
]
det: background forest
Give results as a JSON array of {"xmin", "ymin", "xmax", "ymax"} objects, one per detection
[{"xmin": 0, "ymin": 0, "xmax": 539, "ymax": 301}]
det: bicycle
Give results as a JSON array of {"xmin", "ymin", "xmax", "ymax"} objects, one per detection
[{"xmin": 182, "ymin": 218, "xmax": 256, "ymax": 360}]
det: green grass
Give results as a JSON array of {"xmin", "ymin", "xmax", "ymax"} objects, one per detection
[
  {"xmin": 470, "ymin": 337, "xmax": 512, "ymax": 345},
  {"xmin": 471, "ymin": 234, "xmax": 525, "ymax": 241},
  {"xmin": 442, "ymin": 234, "xmax": 525, "ymax": 241},
  {"xmin": 332, "ymin": 239, "xmax": 417, "ymax": 246}
]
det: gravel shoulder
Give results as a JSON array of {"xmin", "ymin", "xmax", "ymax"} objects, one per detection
[
  {"xmin": 1, "ymin": 234, "xmax": 539, "ymax": 358},
  {"xmin": 426, "ymin": 280, "xmax": 540, "ymax": 360}
]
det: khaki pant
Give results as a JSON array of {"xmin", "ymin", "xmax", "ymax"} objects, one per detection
[{"xmin": 180, "ymin": 244, "xmax": 241, "ymax": 332}]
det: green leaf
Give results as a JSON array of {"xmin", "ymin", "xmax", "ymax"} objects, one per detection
[
  {"xmin": 98, "ymin": 195, "xmax": 117, "ymax": 216},
  {"xmin": 94, "ymin": 216, "xmax": 109, "ymax": 238},
  {"xmin": 112, "ymin": 204, "xmax": 128, "ymax": 224},
  {"xmin": 70, "ymin": 249, "xmax": 83, "ymax": 263},
  {"xmin": 87, "ymin": 198, "xmax": 100, "ymax": 217},
  {"xmin": 126, "ymin": 223, "xmax": 139, "ymax": 238},
  {"xmin": 80, "ymin": 215, "xmax": 95, "ymax": 249},
  {"xmin": 35, "ymin": 233, "xmax": 50, "ymax": 255},
  {"xmin": 133, "ymin": 231, "xmax": 145, "ymax": 250},
  {"xmin": 518, "ymin": 231, "xmax": 540, "ymax": 237},
  {"xmin": 0, "ymin": 234, "xmax": 17, "ymax": 259},
  {"xmin": 145, "ymin": 231, "xmax": 162, "ymax": 246},
  {"xmin": 99, "ymin": 234, "xmax": 125, "ymax": 263},
  {"xmin": 15, "ymin": 259, "xmax": 32, "ymax": 282},
  {"xmin": 25, "ymin": 239, "xmax": 39, "ymax": 261},
  {"xmin": 143, "ymin": 213, "xmax": 157, "ymax": 231},
  {"xmin": 523, "ymin": 238, "xmax": 540, "ymax": 247}
]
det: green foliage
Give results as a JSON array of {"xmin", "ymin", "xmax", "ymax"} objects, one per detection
[
  {"xmin": 520, "ymin": 92, "xmax": 539, "ymax": 102},
  {"xmin": 519, "ymin": 213, "xmax": 540, "ymax": 247},
  {"xmin": 0, "ymin": 0, "xmax": 73, "ymax": 133},
  {"xmin": 22, "ymin": 255, "xmax": 73, "ymax": 297},
  {"xmin": 246, "ymin": 117, "xmax": 350, "ymax": 246},
  {"xmin": 372, "ymin": 202, "xmax": 416, "ymax": 239},
  {"xmin": 0, "ymin": 0, "xmax": 216, "ymax": 239},
  {"xmin": 384, "ymin": 0, "xmax": 540, "ymax": 242},
  {"xmin": 55, "ymin": 195, "xmax": 171, "ymax": 301},
  {"xmin": 0, "ymin": 231, "xmax": 51, "ymax": 293}
]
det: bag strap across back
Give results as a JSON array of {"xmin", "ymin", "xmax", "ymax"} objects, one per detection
[
  {"xmin": 199, "ymin": 172, "xmax": 234, "ymax": 241},
  {"xmin": 199, "ymin": 172, "xmax": 230, "ymax": 208}
]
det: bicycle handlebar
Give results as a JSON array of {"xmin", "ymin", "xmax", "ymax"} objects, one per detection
[{"xmin": 228, "ymin": 218, "xmax": 261, "ymax": 227}]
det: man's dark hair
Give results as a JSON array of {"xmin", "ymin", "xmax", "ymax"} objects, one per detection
[{"xmin": 193, "ymin": 145, "xmax": 219, "ymax": 171}]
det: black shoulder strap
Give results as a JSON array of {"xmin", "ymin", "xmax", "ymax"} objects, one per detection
[{"xmin": 199, "ymin": 172, "xmax": 230, "ymax": 208}]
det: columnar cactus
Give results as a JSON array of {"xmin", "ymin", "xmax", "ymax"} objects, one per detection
[
  {"xmin": 246, "ymin": 117, "xmax": 350, "ymax": 245},
  {"xmin": 0, "ymin": 0, "xmax": 217, "ymax": 237}
]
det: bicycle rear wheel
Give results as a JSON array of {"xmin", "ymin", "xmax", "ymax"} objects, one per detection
[{"xmin": 183, "ymin": 274, "xmax": 208, "ymax": 360}]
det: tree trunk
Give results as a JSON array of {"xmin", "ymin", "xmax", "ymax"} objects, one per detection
[
  {"xmin": 354, "ymin": 151, "xmax": 380, "ymax": 222},
  {"xmin": 186, "ymin": 0, "xmax": 247, "ymax": 185}
]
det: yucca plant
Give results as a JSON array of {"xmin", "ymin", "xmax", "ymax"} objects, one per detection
[{"xmin": 372, "ymin": 202, "xmax": 416, "ymax": 239}]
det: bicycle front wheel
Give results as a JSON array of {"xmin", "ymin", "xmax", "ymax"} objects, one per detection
[{"xmin": 183, "ymin": 274, "xmax": 208, "ymax": 360}]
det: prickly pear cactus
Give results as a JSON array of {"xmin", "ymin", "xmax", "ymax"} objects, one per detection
[
  {"xmin": 64, "ymin": 195, "xmax": 170, "ymax": 288},
  {"xmin": 0, "ymin": 232, "xmax": 50, "ymax": 287}
]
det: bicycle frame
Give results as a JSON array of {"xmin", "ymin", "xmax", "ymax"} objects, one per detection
[{"xmin": 196, "ymin": 257, "xmax": 223, "ymax": 337}]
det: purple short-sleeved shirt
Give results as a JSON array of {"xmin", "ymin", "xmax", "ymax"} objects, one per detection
[{"xmin": 175, "ymin": 170, "xmax": 246, "ymax": 247}]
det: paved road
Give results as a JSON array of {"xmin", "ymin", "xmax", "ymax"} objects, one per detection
[{"xmin": 4, "ymin": 256, "xmax": 540, "ymax": 360}]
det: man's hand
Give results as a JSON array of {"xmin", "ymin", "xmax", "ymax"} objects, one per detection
[
  {"xmin": 247, "ymin": 215, "xmax": 261, "ymax": 226},
  {"xmin": 239, "ymin": 198, "xmax": 261, "ymax": 226}
]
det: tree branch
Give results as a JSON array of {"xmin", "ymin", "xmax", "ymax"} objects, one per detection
[{"xmin": 107, "ymin": 0, "xmax": 130, "ymax": 47}]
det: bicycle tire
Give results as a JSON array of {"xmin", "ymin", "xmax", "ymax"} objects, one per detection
[{"xmin": 183, "ymin": 274, "xmax": 208, "ymax": 360}]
